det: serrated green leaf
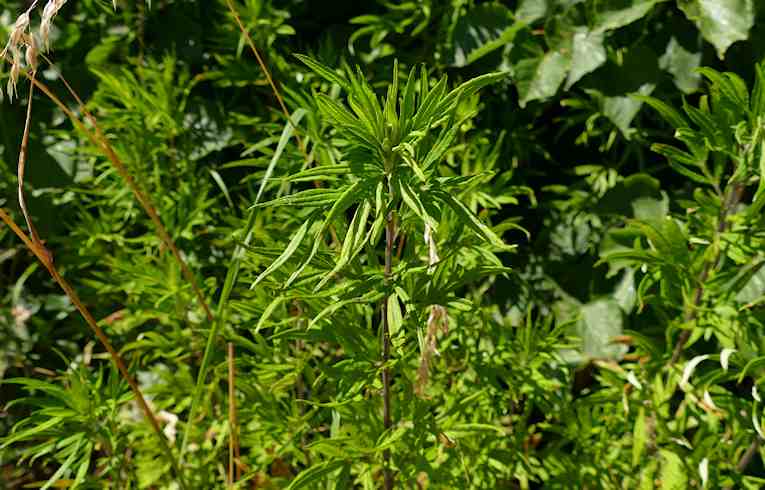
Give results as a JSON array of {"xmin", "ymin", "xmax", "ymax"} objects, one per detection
[
  {"xmin": 659, "ymin": 37, "xmax": 701, "ymax": 94},
  {"xmin": 447, "ymin": 3, "xmax": 522, "ymax": 67}
]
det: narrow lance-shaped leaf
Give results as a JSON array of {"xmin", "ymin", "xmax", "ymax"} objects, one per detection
[
  {"xmin": 412, "ymin": 75, "xmax": 448, "ymax": 131},
  {"xmin": 286, "ymin": 460, "xmax": 346, "ymax": 490},
  {"xmin": 285, "ymin": 182, "xmax": 363, "ymax": 287},
  {"xmin": 286, "ymin": 164, "xmax": 352, "ymax": 183},
  {"xmin": 295, "ymin": 53, "xmax": 350, "ymax": 91},
  {"xmin": 315, "ymin": 200, "xmax": 371, "ymax": 290},
  {"xmin": 41, "ymin": 436, "xmax": 83, "ymax": 490},
  {"xmin": 751, "ymin": 62, "xmax": 765, "ymax": 116},
  {"xmin": 437, "ymin": 191, "xmax": 509, "ymax": 250},
  {"xmin": 250, "ymin": 219, "xmax": 312, "ymax": 289},
  {"xmin": 256, "ymin": 109, "xmax": 306, "ymax": 204},
  {"xmin": 251, "ymin": 188, "xmax": 343, "ymax": 209},
  {"xmin": 633, "ymin": 94, "xmax": 688, "ymax": 129},
  {"xmin": 399, "ymin": 66, "xmax": 418, "ymax": 135},
  {"xmin": 438, "ymin": 70, "xmax": 509, "ymax": 114},
  {"xmin": 383, "ymin": 59, "xmax": 400, "ymax": 130}
]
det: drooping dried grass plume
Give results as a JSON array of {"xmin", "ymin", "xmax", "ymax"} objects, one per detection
[
  {"xmin": 1, "ymin": 0, "xmax": 68, "ymax": 100},
  {"xmin": 415, "ymin": 224, "xmax": 449, "ymax": 397},
  {"xmin": 1, "ymin": 3, "xmax": 33, "ymax": 100},
  {"xmin": 40, "ymin": 0, "xmax": 68, "ymax": 51}
]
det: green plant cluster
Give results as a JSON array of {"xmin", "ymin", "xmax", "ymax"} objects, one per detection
[{"xmin": 1, "ymin": 0, "xmax": 765, "ymax": 488}]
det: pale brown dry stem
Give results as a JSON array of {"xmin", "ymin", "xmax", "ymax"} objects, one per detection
[
  {"xmin": 43, "ymin": 56, "xmax": 215, "ymax": 323},
  {"xmin": 11, "ymin": 55, "xmax": 215, "ymax": 325},
  {"xmin": 17, "ymin": 69, "xmax": 42, "ymax": 246},
  {"xmin": 219, "ymin": 3, "xmax": 344, "ymax": 247},
  {"xmin": 0, "ymin": 209, "xmax": 187, "ymax": 488},
  {"xmin": 223, "ymin": 0, "xmax": 307, "ymax": 161}
]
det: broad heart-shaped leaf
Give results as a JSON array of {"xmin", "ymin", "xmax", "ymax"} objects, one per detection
[
  {"xmin": 514, "ymin": 50, "xmax": 570, "ymax": 107},
  {"xmin": 515, "ymin": 0, "xmax": 548, "ymax": 24},
  {"xmin": 593, "ymin": 0, "xmax": 666, "ymax": 33},
  {"xmin": 736, "ymin": 261, "xmax": 765, "ymax": 304},
  {"xmin": 587, "ymin": 83, "xmax": 656, "ymax": 137},
  {"xmin": 595, "ymin": 173, "xmax": 662, "ymax": 217},
  {"xmin": 677, "ymin": 0, "xmax": 754, "ymax": 59},
  {"xmin": 659, "ymin": 37, "xmax": 701, "ymax": 94},
  {"xmin": 576, "ymin": 299, "xmax": 627, "ymax": 360},
  {"xmin": 564, "ymin": 29, "xmax": 606, "ymax": 90},
  {"xmin": 446, "ymin": 3, "xmax": 523, "ymax": 67}
]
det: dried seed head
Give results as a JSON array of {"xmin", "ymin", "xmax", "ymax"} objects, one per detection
[
  {"xmin": 25, "ymin": 36, "xmax": 38, "ymax": 73},
  {"xmin": 423, "ymin": 224, "xmax": 439, "ymax": 272},
  {"xmin": 415, "ymin": 304, "xmax": 449, "ymax": 397},
  {"xmin": 1, "ymin": 9, "xmax": 31, "ymax": 60},
  {"xmin": 40, "ymin": 0, "xmax": 67, "ymax": 51},
  {"xmin": 7, "ymin": 51, "xmax": 21, "ymax": 100},
  {"xmin": 2, "ymin": 3, "xmax": 39, "ymax": 101}
]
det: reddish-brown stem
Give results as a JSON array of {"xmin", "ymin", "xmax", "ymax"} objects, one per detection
[
  {"xmin": 670, "ymin": 182, "xmax": 744, "ymax": 365},
  {"xmin": 381, "ymin": 211, "xmax": 394, "ymax": 490},
  {"xmin": 0, "ymin": 209, "xmax": 186, "ymax": 488},
  {"xmin": 737, "ymin": 437, "xmax": 761, "ymax": 473}
]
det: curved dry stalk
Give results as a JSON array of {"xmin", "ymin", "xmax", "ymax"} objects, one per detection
[
  {"xmin": 7, "ymin": 55, "xmax": 214, "ymax": 326},
  {"xmin": 47, "ymin": 57, "xmax": 214, "ymax": 324},
  {"xmin": 222, "ymin": 0, "xmax": 308, "ymax": 162},
  {"xmin": 0, "ymin": 209, "xmax": 187, "ymax": 489},
  {"xmin": 17, "ymin": 70, "xmax": 39, "ymax": 242}
]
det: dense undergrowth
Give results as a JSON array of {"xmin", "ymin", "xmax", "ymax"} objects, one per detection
[{"xmin": 2, "ymin": 0, "xmax": 765, "ymax": 488}]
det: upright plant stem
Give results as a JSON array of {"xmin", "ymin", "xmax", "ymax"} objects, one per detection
[
  {"xmin": 670, "ymin": 181, "xmax": 744, "ymax": 364},
  {"xmin": 227, "ymin": 342, "xmax": 239, "ymax": 487},
  {"xmin": 737, "ymin": 437, "xmax": 761, "ymax": 473},
  {"xmin": 381, "ymin": 210, "xmax": 394, "ymax": 490},
  {"xmin": 0, "ymin": 209, "xmax": 187, "ymax": 490}
]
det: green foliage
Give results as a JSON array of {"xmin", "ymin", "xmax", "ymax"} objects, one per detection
[{"xmin": 3, "ymin": 0, "xmax": 765, "ymax": 488}]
